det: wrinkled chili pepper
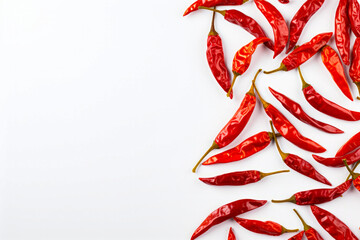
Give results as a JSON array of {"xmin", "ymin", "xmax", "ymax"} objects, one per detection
[
  {"xmin": 298, "ymin": 66, "xmax": 360, "ymax": 121},
  {"xmin": 191, "ymin": 199, "xmax": 267, "ymax": 240},
  {"xmin": 311, "ymin": 205, "xmax": 359, "ymax": 240},
  {"xmin": 313, "ymin": 147, "xmax": 360, "ymax": 167},
  {"xmin": 253, "ymin": 74, "xmax": 326, "ymax": 153},
  {"xmin": 349, "ymin": 0, "xmax": 360, "ymax": 37},
  {"xmin": 254, "ymin": 0, "xmax": 288, "ymax": 58},
  {"xmin": 272, "ymin": 180, "xmax": 352, "ymax": 205},
  {"xmin": 335, "ymin": 0, "xmax": 351, "ymax": 65},
  {"xmin": 336, "ymin": 132, "xmax": 360, "ymax": 156},
  {"xmin": 270, "ymin": 121, "xmax": 332, "ymax": 186},
  {"xmin": 289, "ymin": 231, "xmax": 305, "ymax": 240},
  {"xmin": 183, "ymin": 0, "xmax": 248, "ymax": 16},
  {"xmin": 349, "ymin": 38, "xmax": 360, "ymax": 99},
  {"xmin": 264, "ymin": 33, "xmax": 332, "ymax": 74},
  {"xmin": 269, "ymin": 87, "xmax": 343, "ymax": 134},
  {"xmin": 293, "ymin": 209, "xmax": 324, "ymax": 240},
  {"xmin": 321, "ymin": 45, "xmax": 353, "ymax": 101},
  {"xmin": 206, "ymin": 8, "xmax": 233, "ymax": 98},
  {"xmin": 199, "ymin": 169, "xmax": 289, "ymax": 186},
  {"xmin": 343, "ymin": 159, "xmax": 360, "ymax": 191},
  {"xmin": 228, "ymin": 227, "xmax": 236, "ymax": 240},
  {"xmin": 227, "ymin": 38, "xmax": 269, "ymax": 97},
  {"xmin": 202, "ymin": 131, "xmax": 278, "ymax": 165},
  {"xmin": 192, "ymin": 71, "xmax": 259, "ymax": 172},
  {"xmin": 287, "ymin": 0, "xmax": 325, "ymax": 53},
  {"xmin": 234, "ymin": 217, "xmax": 299, "ymax": 236},
  {"xmin": 198, "ymin": 7, "xmax": 274, "ymax": 50}
]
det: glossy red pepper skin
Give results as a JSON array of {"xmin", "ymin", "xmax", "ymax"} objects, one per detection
[
  {"xmin": 349, "ymin": 0, "xmax": 360, "ymax": 37},
  {"xmin": 234, "ymin": 217, "xmax": 298, "ymax": 236},
  {"xmin": 321, "ymin": 45, "xmax": 353, "ymax": 101},
  {"xmin": 335, "ymin": 0, "xmax": 351, "ymax": 65},
  {"xmin": 311, "ymin": 205, "xmax": 359, "ymax": 240},
  {"xmin": 287, "ymin": 0, "xmax": 325, "ymax": 53},
  {"xmin": 203, "ymin": 131, "xmax": 273, "ymax": 165},
  {"xmin": 191, "ymin": 199, "xmax": 267, "ymax": 240},
  {"xmin": 336, "ymin": 132, "xmax": 360, "ymax": 156},
  {"xmin": 254, "ymin": 0, "xmax": 288, "ymax": 58},
  {"xmin": 228, "ymin": 227, "xmax": 236, "ymax": 240},
  {"xmin": 349, "ymin": 38, "xmax": 360, "ymax": 99},
  {"xmin": 269, "ymin": 87, "xmax": 343, "ymax": 134},
  {"xmin": 288, "ymin": 231, "xmax": 304, "ymax": 240},
  {"xmin": 313, "ymin": 147, "xmax": 360, "ymax": 167},
  {"xmin": 183, "ymin": 0, "xmax": 247, "ymax": 16}
]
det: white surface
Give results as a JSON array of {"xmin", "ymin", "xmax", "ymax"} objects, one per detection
[{"xmin": 0, "ymin": 0, "xmax": 359, "ymax": 239}]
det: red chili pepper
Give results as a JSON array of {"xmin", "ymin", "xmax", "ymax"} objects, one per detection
[
  {"xmin": 269, "ymin": 87, "xmax": 343, "ymax": 134},
  {"xmin": 313, "ymin": 147, "xmax": 360, "ymax": 167},
  {"xmin": 254, "ymin": 0, "xmax": 288, "ymax": 58},
  {"xmin": 321, "ymin": 45, "xmax": 353, "ymax": 101},
  {"xmin": 191, "ymin": 199, "xmax": 267, "ymax": 240},
  {"xmin": 228, "ymin": 227, "xmax": 236, "ymax": 240},
  {"xmin": 202, "ymin": 131, "xmax": 276, "ymax": 165},
  {"xmin": 349, "ymin": 38, "xmax": 360, "ymax": 99},
  {"xmin": 336, "ymin": 132, "xmax": 360, "ymax": 156},
  {"xmin": 310, "ymin": 205, "xmax": 359, "ymax": 240},
  {"xmin": 298, "ymin": 66, "xmax": 360, "ymax": 121},
  {"xmin": 227, "ymin": 38, "xmax": 269, "ymax": 97},
  {"xmin": 270, "ymin": 121, "xmax": 332, "ymax": 186},
  {"xmin": 264, "ymin": 33, "xmax": 332, "ymax": 74},
  {"xmin": 349, "ymin": 0, "xmax": 360, "ymax": 37},
  {"xmin": 234, "ymin": 217, "xmax": 299, "ymax": 236},
  {"xmin": 183, "ymin": 0, "xmax": 248, "ymax": 16},
  {"xmin": 335, "ymin": 0, "xmax": 351, "ymax": 65},
  {"xmin": 192, "ymin": 71, "xmax": 259, "ymax": 172},
  {"xmin": 279, "ymin": 0, "xmax": 289, "ymax": 3},
  {"xmin": 287, "ymin": 0, "xmax": 325, "ymax": 53},
  {"xmin": 253, "ymin": 75, "xmax": 326, "ymax": 153},
  {"xmin": 272, "ymin": 180, "xmax": 352, "ymax": 205},
  {"xmin": 293, "ymin": 209, "xmax": 324, "ymax": 240},
  {"xmin": 343, "ymin": 159, "xmax": 360, "ymax": 191},
  {"xmin": 199, "ymin": 169, "xmax": 289, "ymax": 186},
  {"xmin": 288, "ymin": 231, "xmax": 305, "ymax": 240},
  {"xmin": 198, "ymin": 7, "xmax": 274, "ymax": 50}
]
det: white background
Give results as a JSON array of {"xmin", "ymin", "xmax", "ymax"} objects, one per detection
[{"xmin": 0, "ymin": 0, "xmax": 359, "ymax": 239}]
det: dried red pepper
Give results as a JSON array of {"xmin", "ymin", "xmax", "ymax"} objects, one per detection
[
  {"xmin": 270, "ymin": 121, "xmax": 331, "ymax": 186},
  {"xmin": 349, "ymin": 38, "xmax": 360, "ymax": 99},
  {"xmin": 336, "ymin": 132, "xmax": 360, "ymax": 156},
  {"xmin": 228, "ymin": 227, "xmax": 236, "ymax": 240},
  {"xmin": 272, "ymin": 180, "xmax": 352, "ymax": 205},
  {"xmin": 321, "ymin": 45, "xmax": 353, "ymax": 101},
  {"xmin": 269, "ymin": 87, "xmax": 343, "ymax": 134},
  {"xmin": 343, "ymin": 159, "xmax": 360, "ymax": 191},
  {"xmin": 349, "ymin": 0, "xmax": 360, "ymax": 37},
  {"xmin": 199, "ymin": 169, "xmax": 289, "ymax": 186},
  {"xmin": 335, "ymin": 0, "xmax": 351, "ymax": 65},
  {"xmin": 198, "ymin": 7, "xmax": 274, "ymax": 50},
  {"xmin": 183, "ymin": 0, "xmax": 248, "ymax": 16},
  {"xmin": 202, "ymin": 131, "xmax": 277, "ymax": 165},
  {"xmin": 279, "ymin": 0, "xmax": 289, "ymax": 3},
  {"xmin": 298, "ymin": 66, "xmax": 360, "ymax": 121},
  {"xmin": 253, "ymin": 76, "xmax": 326, "ymax": 153},
  {"xmin": 191, "ymin": 199, "xmax": 267, "ymax": 240},
  {"xmin": 192, "ymin": 71, "xmax": 259, "ymax": 172},
  {"xmin": 234, "ymin": 217, "xmax": 299, "ymax": 236},
  {"xmin": 289, "ymin": 231, "xmax": 305, "ymax": 240},
  {"xmin": 264, "ymin": 33, "xmax": 332, "ymax": 74},
  {"xmin": 254, "ymin": 0, "xmax": 288, "ymax": 58},
  {"xmin": 227, "ymin": 38, "xmax": 269, "ymax": 97},
  {"xmin": 287, "ymin": 0, "xmax": 325, "ymax": 53},
  {"xmin": 293, "ymin": 209, "xmax": 324, "ymax": 240},
  {"xmin": 311, "ymin": 205, "xmax": 359, "ymax": 240},
  {"xmin": 313, "ymin": 148, "xmax": 360, "ymax": 167}
]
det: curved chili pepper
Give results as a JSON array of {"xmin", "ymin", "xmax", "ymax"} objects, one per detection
[
  {"xmin": 335, "ymin": 0, "xmax": 351, "ymax": 65},
  {"xmin": 272, "ymin": 180, "xmax": 352, "ymax": 205},
  {"xmin": 298, "ymin": 67, "xmax": 360, "ymax": 121},
  {"xmin": 336, "ymin": 132, "xmax": 360, "ymax": 156},
  {"xmin": 294, "ymin": 209, "xmax": 324, "ymax": 240},
  {"xmin": 228, "ymin": 227, "xmax": 236, "ymax": 240},
  {"xmin": 202, "ymin": 131, "xmax": 276, "ymax": 165},
  {"xmin": 349, "ymin": 0, "xmax": 360, "ymax": 37},
  {"xmin": 287, "ymin": 0, "xmax": 325, "ymax": 53},
  {"xmin": 270, "ymin": 121, "xmax": 332, "ymax": 186},
  {"xmin": 321, "ymin": 45, "xmax": 353, "ymax": 101},
  {"xmin": 313, "ymin": 147, "xmax": 360, "ymax": 167},
  {"xmin": 198, "ymin": 7, "xmax": 274, "ymax": 50},
  {"xmin": 289, "ymin": 231, "xmax": 305, "ymax": 240},
  {"xmin": 269, "ymin": 87, "xmax": 343, "ymax": 134},
  {"xmin": 199, "ymin": 169, "xmax": 289, "ymax": 186},
  {"xmin": 349, "ymin": 38, "xmax": 360, "ymax": 99},
  {"xmin": 191, "ymin": 199, "xmax": 267, "ymax": 240},
  {"xmin": 343, "ymin": 160, "xmax": 360, "ymax": 191},
  {"xmin": 254, "ymin": 0, "xmax": 288, "ymax": 58},
  {"xmin": 253, "ymin": 75, "xmax": 326, "ymax": 153},
  {"xmin": 311, "ymin": 205, "xmax": 359, "ymax": 240},
  {"xmin": 183, "ymin": 0, "xmax": 248, "ymax": 16},
  {"xmin": 264, "ymin": 33, "xmax": 332, "ymax": 74},
  {"xmin": 193, "ymin": 72, "xmax": 259, "ymax": 172},
  {"xmin": 206, "ymin": 9, "xmax": 233, "ymax": 98},
  {"xmin": 234, "ymin": 217, "xmax": 299, "ymax": 236},
  {"xmin": 227, "ymin": 38, "xmax": 269, "ymax": 97}
]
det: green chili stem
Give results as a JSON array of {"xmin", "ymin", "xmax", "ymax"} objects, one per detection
[
  {"xmin": 260, "ymin": 170, "xmax": 290, "ymax": 179},
  {"xmin": 343, "ymin": 159, "xmax": 359, "ymax": 180},
  {"xmin": 269, "ymin": 121, "xmax": 288, "ymax": 160},
  {"xmin": 208, "ymin": 7, "xmax": 218, "ymax": 36},
  {"xmin": 271, "ymin": 195, "xmax": 296, "ymax": 204},
  {"xmin": 298, "ymin": 66, "xmax": 310, "ymax": 89},
  {"xmin": 227, "ymin": 73, "xmax": 238, "ymax": 97},
  {"xmin": 293, "ymin": 209, "xmax": 311, "ymax": 231},
  {"xmin": 355, "ymin": 82, "xmax": 360, "ymax": 100},
  {"xmin": 263, "ymin": 63, "xmax": 287, "ymax": 74},
  {"xmin": 192, "ymin": 141, "xmax": 219, "ymax": 173},
  {"xmin": 282, "ymin": 227, "xmax": 299, "ymax": 233},
  {"xmin": 252, "ymin": 70, "xmax": 270, "ymax": 108},
  {"xmin": 198, "ymin": 6, "xmax": 226, "ymax": 16}
]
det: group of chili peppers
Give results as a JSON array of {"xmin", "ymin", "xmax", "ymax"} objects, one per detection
[{"xmin": 184, "ymin": 0, "xmax": 360, "ymax": 239}]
